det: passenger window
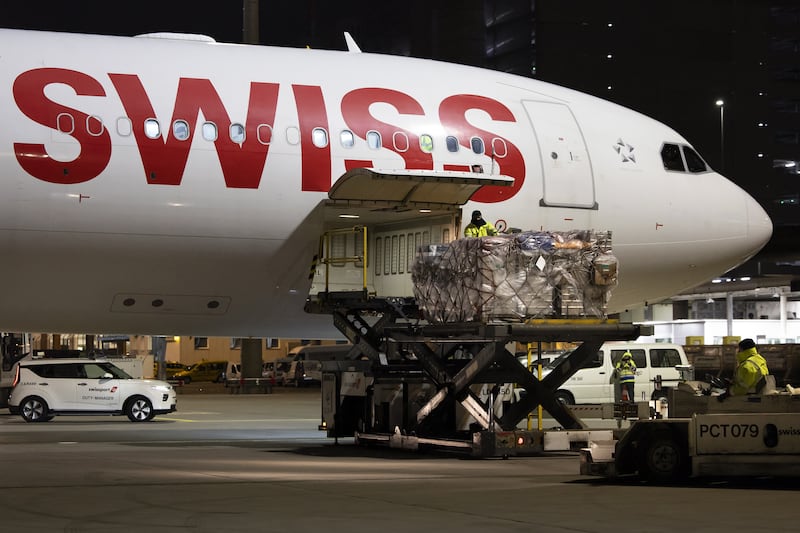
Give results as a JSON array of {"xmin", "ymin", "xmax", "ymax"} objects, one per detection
[
  {"xmin": 446, "ymin": 135, "xmax": 459, "ymax": 153},
  {"xmin": 172, "ymin": 120, "xmax": 190, "ymax": 141},
  {"xmin": 650, "ymin": 349, "xmax": 682, "ymax": 368},
  {"xmin": 257, "ymin": 124, "xmax": 273, "ymax": 145},
  {"xmin": 420, "ymin": 134, "xmax": 434, "ymax": 153},
  {"xmin": 86, "ymin": 115, "xmax": 105, "ymax": 137},
  {"xmin": 144, "ymin": 118, "xmax": 161, "ymax": 139},
  {"xmin": 202, "ymin": 122, "xmax": 218, "ymax": 141},
  {"xmin": 682, "ymin": 146, "xmax": 708, "ymax": 173},
  {"xmin": 661, "ymin": 143, "xmax": 685, "ymax": 171},
  {"xmin": 491, "ymin": 137, "xmax": 507, "ymax": 158},
  {"xmin": 312, "ymin": 128, "xmax": 329, "ymax": 148},
  {"xmin": 611, "ymin": 349, "xmax": 647, "ymax": 368},
  {"xmin": 286, "ymin": 126, "xmax": 301, "ymax": 145},
  {"xmin": 57, "ymin": 113, "xmax": 75, "ymax": 134},
  {"xmin": 230, "ymin": 123, "xmax": 245, "ymax": 143},
  {"xmin": 117, "ymin": 117, "xmax": 133, "ymax": 137},
  {"xmin": 470, "ymin": 137, "xmax": 485, "ymax": 154},
  {"xmin": 340, "ymin": 129, "xmax": 355, "ymax": 148},
  {"xmin": 367, "ymin": 130, "xmax": 382, "ymax": 150},
  {"xmin": 393, "ymin": 131, "xmax": 409, "ymax": 152}
]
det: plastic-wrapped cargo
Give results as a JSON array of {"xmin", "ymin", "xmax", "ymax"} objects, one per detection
[{"xmin": 411, "ymin": 230, "xmax": 617, "ymax": 323}]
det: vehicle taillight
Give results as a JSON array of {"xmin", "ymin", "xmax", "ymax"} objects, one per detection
[{"xmin": 12, "ymin": 365, "xmax": 20, "ymax": 387}]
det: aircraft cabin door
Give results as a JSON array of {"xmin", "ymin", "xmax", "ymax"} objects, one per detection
[{"xmin": 522, "ymin": 101, "xmax": 597, "ymax": 209}]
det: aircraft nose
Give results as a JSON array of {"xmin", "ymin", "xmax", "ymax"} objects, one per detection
[{"xmin": 744, "ymin": 193, "xmax": 773, "ymax": 257}]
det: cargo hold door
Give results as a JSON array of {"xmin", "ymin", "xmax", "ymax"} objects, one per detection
[
  {"xmin": 523, "ymin": 101, "xmax": 597, "ymax": 209},
  {"xmin": 311, "ymin": 168, "xmax": 515, "ymax": 300},
  {"xmin": 328, "ymin": 168, "xmax": 514, "ymax": 208}
]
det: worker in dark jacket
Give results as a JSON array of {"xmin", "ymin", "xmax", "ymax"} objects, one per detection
[
  {"xmin": 464, "ymin": 210, "xmax": 498, "ymax": 238},
  {"xmin": 720, "ymin": 338, "xmax": 769, "ymax": 400}
]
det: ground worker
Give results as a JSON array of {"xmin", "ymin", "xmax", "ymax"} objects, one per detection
[
  {"xmin": 719, "ymin": 338, "xmax": 769, "ymax": 400},
  {"xmin": 464, "ymin": 210, "xmax": 498, "ymax": 238},
  {"xmin": 614, "ymin": 351, "xmax": 637, "ymax": 402}
]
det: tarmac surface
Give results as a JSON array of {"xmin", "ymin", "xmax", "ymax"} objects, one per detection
[{"xmin": 1, "ymin": 386, "xmax": 799, "ymax": 532}]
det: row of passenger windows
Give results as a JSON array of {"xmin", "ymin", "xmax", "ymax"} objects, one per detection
[
  {"xmin": 56, "ymin": 113, "xmax": 504, "ymax": 156},
  {"xmin": 660, "ymin": 143, "xmax": 709, "ymax": 173}
]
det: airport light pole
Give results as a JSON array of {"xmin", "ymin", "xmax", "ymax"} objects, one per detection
[{"xmin": 715, "ymin": 99, "xmax": 725, "ymax": 171}]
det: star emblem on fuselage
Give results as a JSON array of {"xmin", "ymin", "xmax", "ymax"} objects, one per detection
[{"xmin": 614, "ymin": 138, "xmax": 636, "ymax": 163}]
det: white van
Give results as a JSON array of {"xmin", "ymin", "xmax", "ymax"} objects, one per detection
[
  {"xmin": 286, "ymin": 344, "xmax": 352, "ymax": 386},
  {"xmin": 543, "ymin": 342, "xmax": 690, "ymax": 404}
]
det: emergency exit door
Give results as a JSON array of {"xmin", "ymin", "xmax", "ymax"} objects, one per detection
[{"xmin": 523, "ymin": 101, "xmax": 596, "ymax": 209}]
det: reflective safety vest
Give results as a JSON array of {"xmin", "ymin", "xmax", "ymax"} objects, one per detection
[
  {"xmin": 464, "ymin": 222, "xmax": 498, "ymax": 238},
  {"xmin": 615, "ymin": 357, "xmax": 636, "ymax": 384},
  {"xmin": 730, "ymin": 347, "xmax": 769, "ymax": 395}
]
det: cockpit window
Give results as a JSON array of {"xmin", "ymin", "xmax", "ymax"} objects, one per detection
[
  {"xmin": 661, "ymin": 143, "xmax": 685, "ymax": 171},
  {"xmin": 682, "ymin": 146, "xmax": 708, "ymax": 173}
]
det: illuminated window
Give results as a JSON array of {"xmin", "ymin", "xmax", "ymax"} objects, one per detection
[
  {"xmin": 230, "ymin": 123, "xmax": 245, "ymax": 143},
  {"xmin": 144, "ymin": 118, "xmax": 161, "ymax": 139},
  {"xmin": 340, "ymin": 129, "xmax": 355, "ymax": 148},
  {"xmin": 172, "ymin": 120, "xmax": 190, "ymax": 141},
  {"xmin": 202, "ymin": 122, "xmax": 217, "ymax": 141},
  {"xmin": 420, "ymin": 134, "xmax": 434, "ymax": 153},
  {"xmin": 312, "ymin": 127, "xmax": 329, "ymax": 148},
  {"xmin": 367, "ymin": 130, "xmax": 382, "ymax": 150}
]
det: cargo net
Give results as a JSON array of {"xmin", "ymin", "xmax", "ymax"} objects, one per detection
[{"xmin": 411, "ymin": 230, "xmax": 617, "ymax": 323}]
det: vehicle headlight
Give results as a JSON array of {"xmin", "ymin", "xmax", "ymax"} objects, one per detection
[{"xmin": 151, "ymin": 385, "xmax": 171, "ymax": 392}]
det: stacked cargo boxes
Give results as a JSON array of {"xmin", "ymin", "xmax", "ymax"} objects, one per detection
[{"xmin": 412, "ymin": 230, "xmax": 617, "ymax": 323}]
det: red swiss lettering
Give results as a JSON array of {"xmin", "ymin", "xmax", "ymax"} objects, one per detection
[
  {"xmin": 13, "ymin": 68, "xmax": 111, "ymax": 184},
  {"xmin": 292, "ymin": 85, "xmax": 331, "ymax": 192},
  {"xmin": 439, "ymin": 95, "xmax": 525, "ymax": 202},
  {"xmin": 110, "ymin": 74, "xmax": 278, "ymax": 188},
  {"xmin": 341, "ymin": 88, "xmax": 433, "ymax": 171}
]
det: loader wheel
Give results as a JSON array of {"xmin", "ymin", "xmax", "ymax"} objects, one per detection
[{"xmin": 639, "ymin": 434, "xmax": 688, "ymax": 483}]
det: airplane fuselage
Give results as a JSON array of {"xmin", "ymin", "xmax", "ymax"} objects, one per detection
[{"xmin": 0, "ymin": 30, "xmax": 772, "ymax": 337}]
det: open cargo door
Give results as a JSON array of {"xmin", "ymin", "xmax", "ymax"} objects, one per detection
[
  {"xmin": 328, "ymin": 168, "xmax": 514, "ymax": 208},
  {"xmin": 309, "ymin": 168, "xmax": 515, "ymax": 302}
]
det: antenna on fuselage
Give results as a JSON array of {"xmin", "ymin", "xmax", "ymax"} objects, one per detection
[{"xmin": 344, "ymin": 32, "xmax": 362, "ymax": 53}]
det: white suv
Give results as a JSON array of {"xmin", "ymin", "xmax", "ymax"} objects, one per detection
[{"xmin": 8, "ymin": 358, "xmax": 177, "ymax": 422}]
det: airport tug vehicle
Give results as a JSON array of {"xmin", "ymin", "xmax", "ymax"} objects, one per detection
[{"xmin": 580, "ymin": 378, "xmax": 800, "ymax": 481}]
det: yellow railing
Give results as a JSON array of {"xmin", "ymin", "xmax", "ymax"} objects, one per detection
[{"xmin": 318, "ymin": 226, "xmax": 368, "ymax": 294}]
